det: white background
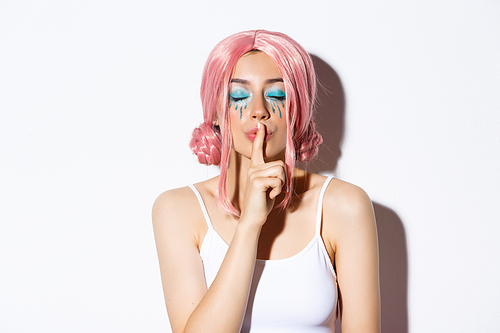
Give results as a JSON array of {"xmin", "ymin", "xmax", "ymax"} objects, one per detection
[{"xmin": 1, "ymin": 1, "xmax": 499, "ymax": 332}]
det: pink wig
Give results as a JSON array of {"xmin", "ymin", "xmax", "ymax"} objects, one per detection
[{"xmin": 190, "ymin": 30, "xmax": 323, "ymax": 216}]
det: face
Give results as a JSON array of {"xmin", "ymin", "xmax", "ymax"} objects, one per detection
[{"xmin": 228, "ymin": 51, "xmax": 287, "ymax": 161}]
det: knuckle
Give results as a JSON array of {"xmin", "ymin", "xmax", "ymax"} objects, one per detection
[{"xmin": 274, "ymin": 165, "xmax": 284, "ymax": 175}]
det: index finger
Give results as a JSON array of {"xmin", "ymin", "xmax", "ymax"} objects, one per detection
[{"xmin": 251, "ymin": 122, "xmax": 265, "ymax": 166}]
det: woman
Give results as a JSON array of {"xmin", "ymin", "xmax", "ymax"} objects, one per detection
[{"xmin": 153, "ymin": 30, "xmax": 380, "ymax": 333}]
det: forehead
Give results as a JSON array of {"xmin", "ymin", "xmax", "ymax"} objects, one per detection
[{"xmin": 232, "ymin": 51, "xmax": 282, "ymax": 80}]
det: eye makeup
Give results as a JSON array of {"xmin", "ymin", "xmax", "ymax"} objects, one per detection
[
  {"xmin": 266, "ymin": 89, "xmax": 286, "ymax": 100},
  {"xmin": 228, "ymin": 88, "xmax": 287, "ymax": 119},
  {"xmin": 266, "ymin": 89, "xmax": 286, "ymax": 119},
  {"xmin": 229, "ymin": 89, "xmax": 251, "ymax": 119}
]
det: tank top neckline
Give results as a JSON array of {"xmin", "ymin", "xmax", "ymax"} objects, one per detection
[{"xmin": 189, "ymin": 176, "xmax": 334, "ymax": 265}]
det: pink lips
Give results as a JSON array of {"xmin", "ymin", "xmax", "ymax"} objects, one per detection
[{"xmin": 246, "ymin": 127, "xmax": 272, "ymax": 142}]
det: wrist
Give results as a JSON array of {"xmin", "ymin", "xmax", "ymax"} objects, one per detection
[{"xmin": 236, "ymin": 216, "xmax": 263, "ymax": 236}]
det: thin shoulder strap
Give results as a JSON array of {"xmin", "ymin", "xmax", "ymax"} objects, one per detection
[
  {"xmin": 315, "ymin": 176, "xmax": 334, "ymax": 236},
  {"xmin": 188, "ymin": 184, "xmax": 214, "ymax": 230}
]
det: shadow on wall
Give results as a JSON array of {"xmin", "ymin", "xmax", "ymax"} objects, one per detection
[
  {"xmin": 306, "ymin": 55, "xmax": 409, "ymax": 333},
  {"xmin": 373, "ymin": 203, "xmax": 408, "ymax": 333},
  {"xmin": 297, "ymin": 55, "xmax": 345, "ymax": 175}
]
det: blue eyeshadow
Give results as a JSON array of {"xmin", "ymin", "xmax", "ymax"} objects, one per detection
[
  {"xmin": 266, "ymin": 89, "xmax": 286, "ymax": 99},
  {"xmin": 229, "ymin": 89, "xmax": 250, "ymax": 100}
]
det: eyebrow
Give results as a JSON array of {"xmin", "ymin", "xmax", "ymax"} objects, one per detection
[{"xmin": 230, "ymin": 78, "xmax": 284, "ymax": 85}]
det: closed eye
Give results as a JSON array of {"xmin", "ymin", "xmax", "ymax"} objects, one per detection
[
  {"xmin": 266, "ymin": 89, "xmax": 286, "ymax": 101},
  {"xmin": 229, "ymin": 90, "xmax": 250, "ymax": 102},
  {"xmin": 230, "ymin": 96, "xmax": 248, "ymax": 102}
]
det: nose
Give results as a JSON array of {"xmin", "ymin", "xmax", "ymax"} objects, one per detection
[{"xmin": 250, "ymin": 95, "xmax": 270, "ymax": 120}]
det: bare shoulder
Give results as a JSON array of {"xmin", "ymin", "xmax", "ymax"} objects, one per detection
[
  {"xmin": 153, "ymin": 177, "xmax": 217, "ymax": 218},
  {"xmin": 324, "ymin": 178, "xmax": 374, "ymax": 217},
  {"xmin": 152, "ymin": 184, "xmax": 208, "ymax": 239},
  {"xmin": 321, "ymin": 178, "xmax": 376, "ymax": 251},
  {"xmin": 152, "ymin": 186, "xmax": 198, "ymax": 224},
  {"xmin": 297, "ymin": 172, "xmax": 373, "ymax": 217},
  {"xmin": 152, "ymin": 178, "xmax": 218, "ymax": 241},
  {"xmin": 152, "ymin": 187, "xmax": 197, "ymax": 247}
]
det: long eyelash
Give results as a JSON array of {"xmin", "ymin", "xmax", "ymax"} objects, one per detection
[
  {"xmin": 266, "ymin": 89, "xmax": 286, "ymax": 102},
  {"xmin": 230, "ymin": 97, "xmax": 248, "ymax": 102}
]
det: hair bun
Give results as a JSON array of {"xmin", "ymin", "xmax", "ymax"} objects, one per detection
[
  {"xmin": 189, "ymin": 122, "xmax": 222, "ymax": 166},
  {"xmin": 296, "ymin": 123, "xmax": 323, "ymax": 162}
]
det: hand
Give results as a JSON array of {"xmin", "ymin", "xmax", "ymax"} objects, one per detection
[{"xmin": 240, "ymin": 122, "xmax": 286, "ymax": 225}]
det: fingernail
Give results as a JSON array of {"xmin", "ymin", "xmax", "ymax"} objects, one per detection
[{"xmin": 257, "ymin": 122, "xmax": 261, "ymax": 130}]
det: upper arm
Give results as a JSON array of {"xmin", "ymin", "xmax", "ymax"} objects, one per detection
[
  {"xmin": 152, "ymin": 188, "xmax": 208, "ymax": 333},
  {"xmin": 324, "ymin": 182, "xmax": 380, "ymax": 333}
]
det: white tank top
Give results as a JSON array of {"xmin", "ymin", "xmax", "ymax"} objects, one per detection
[{"xmin": 189, "ymin": 176, "xmax": 337, "ymax": 333}]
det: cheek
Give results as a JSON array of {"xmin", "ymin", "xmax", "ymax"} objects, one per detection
[
  {"xmin": 228, "ymin": 100, "xmax": 249, "ymax": 120},
  {"xmin": 277, "ymin": 111, "xmax": 289, "ymax": 147},
  {"xmin": 228, "ymin": 108, "xmax": 245, "ymax": 145},
  {"xmin": 228, "ymin": 106, "xmax": 240, "ymax": 123},
  {"xmin": 268, "ymin": 99, "xmax": 286, "ymax": 119},
  {"xmin": 228, "ymin": 111, "xmax": 242, "ymax": 143}
]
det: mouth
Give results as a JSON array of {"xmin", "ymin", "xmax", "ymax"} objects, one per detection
[{"xmin": 246, "ymin": 127, "xmax": 273, "ymax": 142}]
